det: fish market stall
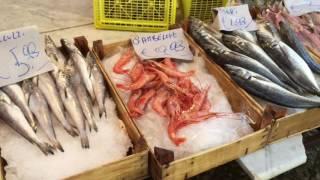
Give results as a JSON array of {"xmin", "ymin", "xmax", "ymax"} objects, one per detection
[
  {"xmin": 188, "ymin": 7, "xmax": 320, "ymax": 167},
  {"xmin": 0, "ymin": 36, "xmax": 148, "ymax": 180},
  {"xmin": 93, "ymin": 37, "xmax": 274, "ymax": 179}
]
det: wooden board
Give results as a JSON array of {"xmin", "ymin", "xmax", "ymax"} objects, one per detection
[
  {"xmin": 95, "ymin": 38, "xmax": 271, "ymax": 180},
  {"xmin": 0, "ymin": 51, "xmax": 149, "ymax": 180}
]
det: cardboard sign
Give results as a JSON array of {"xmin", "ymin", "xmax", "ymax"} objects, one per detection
[
  {"xmin": 213, "ymin": 4, "xmax": 257, "ymax": 31},
  {"xmin": 284, "ymin": 0, "xmax": 320, "ymax": 16},
  {"xmin": 131, "ymin": 28, "xmax": 193, "ymax": 60},
  {"xmin": 0, "ymin": 26, "xmax": 54, "ymax": 87}
]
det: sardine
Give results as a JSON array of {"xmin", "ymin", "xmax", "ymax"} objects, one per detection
[
  {"xmin": 230, "ymin": 30, "xmax": 258, "ymax": 44},
  {"xmin": 2, "ymin": 84, "xmax": 37, "ymax": 131},
  {"xmin": 0, "ymin": 90, "xmax": 54, "ymax": 155},
  {"xmin": 56, "ymin": 68, "xmax": 89, "ymax": 148},
  {"xmin": 35, "ymin": 73, "xmax": 78, "ymax": 136},
  {"xmin": 202, "ymin": 43, "xmax": 289, "ymax": 89},
  {"xmin": 257, "ymin": 30, "xmax": 320, "ymax": 95},
  {"xmin": 279, "ymin": 21, "xmax": 320, "ymax": 74},
  {"xmin": 225, "ymin": 65, "xmax": 320, "ymax": 108},
  {"xmin": 61, "ymin": 39, "xmax": 95, "ymax": 101},
  {"xmin": 222, "ymin": 34, "xmax": 300, "ymax": 92},
  {"xmin": 86, "ymin": 52, "xmax": 107, "ymax": 116},
  {"xmin": 71, "ymin": 71, "xmax": 98, "ymax": 132},
  {"xmin": 23, "ymin": 80, "xmax": 64, "ymax": 152}
]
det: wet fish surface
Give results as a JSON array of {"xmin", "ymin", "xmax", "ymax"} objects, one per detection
[
  {"xmin": 2, "ymin": 84, "xmax": 37, "ymax": 131},
  {"xmin": 257, "ymin": 30, "xmax": 320, "ymax": 95},
  {"xmin": 279, "ymin": 21, "xmax": 320, "ymax": 74},
  {"xmin": 225, "ymin": 65, "xmax": 320, "ymax": 108},
  {"xmin": 0, "ymin": 90, "xmax": 53, "ymax": 155}
]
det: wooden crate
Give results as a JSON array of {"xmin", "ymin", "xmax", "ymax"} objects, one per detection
[
  {"xmin": 94, "ymin": 38, "xmax": 276, "ymax": 179},
  {"xmin": 0, "ymin": 51, "xmax": 149, "ymax": 180}
]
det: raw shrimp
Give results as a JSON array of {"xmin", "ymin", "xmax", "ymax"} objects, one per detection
[{"xmin": 113, "ymin": 49, "xmax": 133, "ymax": 74}]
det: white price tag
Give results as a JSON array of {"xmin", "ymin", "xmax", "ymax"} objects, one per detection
[
  {"xmin": 284, "ymin": 0, "xmax": 320, "ymax": 16},
  {"xmin": 131, "ymin": 28, "xmax": 193, "ymax": 60},
  {"xmin": 0, "ymin": 26, "xmax": 54, "ymax": 87},
  {"xmin": 212, "ymin": 4, "xmax": 257, "ymax": 31}
]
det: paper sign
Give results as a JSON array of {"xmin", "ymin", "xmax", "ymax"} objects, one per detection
[
  {"xmin": 0, "ymin": 26, "xmax": 54, "ymax": 87},
  {"xmin": 212, "ymin": 4, "xmax": 257, "ymax": 31},
  {"xmin": 131, "ymin": 28, "xmax": 193, "ymax": 60},
  {"xmin": 284, "ymin": 0, "xmax": 320, "ymax": 16}
]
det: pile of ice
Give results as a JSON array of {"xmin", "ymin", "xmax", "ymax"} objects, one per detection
[
  {"xmin": 0, "ymin": 97, "xmax": 132, "ymax": 180},
  {"xmin": 103, "ymin": 51, "xmax": 253, "ymax": 159}
]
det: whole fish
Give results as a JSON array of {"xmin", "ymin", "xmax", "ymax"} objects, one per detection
[
  {"xmin": 222, "ymin": 34, "xmax": 300, "ymax": 92},
  {"xmin": 71, "ymin": 71, "xmax": 98, "ymax": 132},
  {"xmin": 23, "ymin": 80, "xmax": 63, "ymax": 152},
  {"xmin": 56, "ymin": 67, "xmax": 89, "ymax": 148},
  {"xmin": 86, "ymin": 52, "xmax": 107, "ymax": 116},
  {"xmin": 258, "ymin": 22, "xmax": 281, "ymax": 40},
  {"xmin": 279, "ymin": 21, "xmax": 320, "ymax": 74},
  {"xmin": 189, "ymin": 17, "xmax": 222, "ymax": 41},
  {"xmin": 202, "ymin": 43, "xmax": 291, "ymax": 90},
  {"xmin": 36, "ymin": 73, "xmax": 78, "ymax": 137},
  {"xmin": 0, "ymin": 90, "xmax": 53, "ymax": 155},
  {"xmin": 61, "ymin": 39, "xmax": 95, "ymax": 101},
  {"xmin": 257, "ymin": 30, "xmax": 320, "ymax": 95},
  {"xmin": 45, "ymin": 35, "xmax": 67, "ymax": 79},
  {"xmin": 230, "ymin": 30, "xmax": 258, "ymax": 44},
  {"xmin": 225, "ymin": 65, "xmax": 320, "ymax": 108},
  {"xmin": 2, "ymin": 84, "xmax": 37, "ymax": 131}
]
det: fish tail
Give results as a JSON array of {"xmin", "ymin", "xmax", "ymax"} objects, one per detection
[
  {"xmin": 98, "ymin": 103, "xmax": 104, "ymax": 117},
  {"xmin": 52, "ymin": 140, "xmax": 64, "ymax": 152},
  {"xmin": 80, "ymin": 132, "xmax": 90, "ymax": 148},
  {"xmin": 37, "ymin": 142, "xmax": 55, "ymax": 155},
  {"xmin": 64, "ymin": 125, "xmax": 79, "ymax": 137}
]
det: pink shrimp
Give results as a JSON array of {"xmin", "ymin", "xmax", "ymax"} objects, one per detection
[
  {"xmin": 152, "ymin": 89, "xmax": 169, "ymax": 117},
  {"xmin": 129, "ymin": 62, "xmax": 144, "ymax": 81},
  {"xmin": 187, "ymin": 86, "xmax": 210, "ymax": 113},
  {"xmin": 117, "ymin": 72, "xmax": 156, "ymax": 90},
  {"xmin": 113, "ymin": 49, "xmax": 133, "ymax": 74},
  {"xmin": 151, "ymin": 61, "xmax": 195, "ymax": 78},
  {"xmin": 145, "ymin": 67, "xmax": 171, "ymax": 83},
  {"xmin": 163, "ymin": 57, "xmax": 177, "ymax": 69},
  {"xmin": 128, "ymin": 90, "xmax": 143, "ymax": 116},
  {"xmin": 136, "ymin": 89, "xmax": 156, "ymax": 111}
]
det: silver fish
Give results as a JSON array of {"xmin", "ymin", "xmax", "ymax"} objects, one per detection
[
  {"xmin": 36, "ymin": 73, "xmax": 78, "ymax": 136},
  {"xmin": 222, "ymin": 34, "xmax": 301, "ymax": 92},
  {"xmin": 56, "ymin": 68, "xmax": 89, "ymax": 148},
  {"xmin": 225, "ymin": 65, "xmax": 320, "ymax": 108},
  {"xmin": 279, "ymin": 21, "xmax": 320, "ymax": 74},
  {"xmin": 202, "ymin": 42, "xmax": 288, "ymax": 89},
  {"xmin": 2, "ymin": 84, "xmax": 37, "ymax": 131},
  {"xmin": 230, "ymin": 30, "xmax": 258, "ymax": 44},
  {"xmin": 0, "ymin": 90, "xmax": 53, "ymax": 155},
  {"xmin": 87, "ymin": 52, "xmax": 107, "ymax": 116},
  {"xmin": 71, "ymin": 71, "xmax": 98, "ymax": 132},
  {"xmin": 257, "ymin": 30, "xmax": 320, "ymax": 95},
  {"xmin": 61, "ymin": 39, "xmax": 95, "ymax": 101},
  {"xmin": 23, "ymin": 80, "xmax": 64, "ymax": 152},
  {"xmin": 45, "ymin": 35, "xmax": 67, "ymax": 79}
]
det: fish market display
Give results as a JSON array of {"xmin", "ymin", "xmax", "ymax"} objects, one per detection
[
  {"xmin": 189, "ymin": 18, "xmax": 320, "ymax": 108},
  {"xmin": 103, "ymin": 47, "xmax": 253, "ymax": 159},
  {"xmin": 0, "ymin": 36, "xmax": 132, "ymax": 179}
]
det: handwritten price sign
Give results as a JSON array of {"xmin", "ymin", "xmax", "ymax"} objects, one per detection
[
  {"xmin": 284, "ymin": 0, "xmax": 320, "ymax": 16},
  {"xmin": 0, "ymin": 26, "xmax": 54, "ymax": 87},
  {"xmin": 213, "ymin": 4, "xmax": 257, "ymax": 31},
  {"xmin": 131, "ymin": 28, "xmax": 193, "ymax": 60}
]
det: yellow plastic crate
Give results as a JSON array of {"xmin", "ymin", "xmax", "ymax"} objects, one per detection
[
  {"xmin": 182, "ymin": 0, "xmax": 228, "ymax": 21},
  {"xmin": 94, "ymin": 0, "xmax": 177, "ymax": 32}
]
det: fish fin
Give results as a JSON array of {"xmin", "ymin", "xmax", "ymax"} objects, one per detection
[{"xmin": 37, "ymin": 142, "xmax": 55, "ymax": 155}]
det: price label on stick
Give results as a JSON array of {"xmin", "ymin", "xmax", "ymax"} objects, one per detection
[
  {"xmin": 284, "ymin": 0, "xmax": 320, "ymax": 16},
  {"xmin": 212, "ymin": 4, "xmax": 257, "ymax": 31},
  {"xmin": 0, "ymin": 26, "xmax": 54, "ymax": 87},
  {"xmin": 131, "ymin": 28, "xmax": 193, "ymax": 61}
]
